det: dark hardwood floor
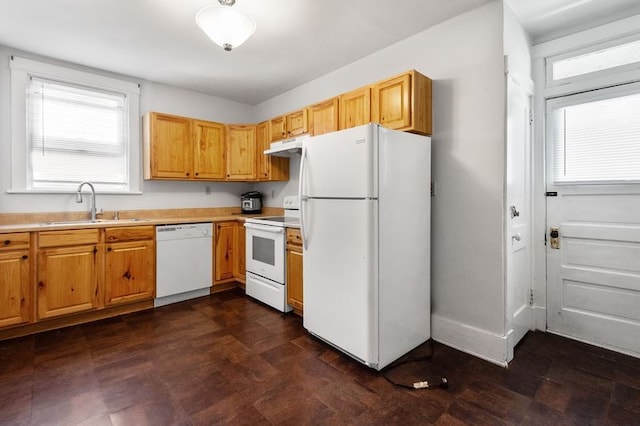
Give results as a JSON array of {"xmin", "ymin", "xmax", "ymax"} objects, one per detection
[{"xmin": 1, "ymin": 288, "xmax": 639, "ymax": 425}]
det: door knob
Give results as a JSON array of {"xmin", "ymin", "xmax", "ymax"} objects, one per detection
[{"xmin": 549, "ymin": 227, "xmax": 560, "ymax": 249}]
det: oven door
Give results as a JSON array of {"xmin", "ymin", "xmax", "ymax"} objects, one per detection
[{"xmin": 244, "ymin": 222, "xmax": 285, "ymax": 284}]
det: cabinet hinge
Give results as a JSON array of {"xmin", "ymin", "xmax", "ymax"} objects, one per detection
[
  {"xmin": 528, "ymin": 289, "xmax": 534, "ymax": 306},
  {"xmin": 528, "ymin": 110, "xmax": 534, "ymax": 126}
]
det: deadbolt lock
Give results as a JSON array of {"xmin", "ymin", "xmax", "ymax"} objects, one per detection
[{"xmin": 549, "ymin": 227, "xmax": 560, "ymax": 249}]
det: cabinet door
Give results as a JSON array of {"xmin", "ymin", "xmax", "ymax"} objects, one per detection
[
  {"xmin": 310, "ymin": 98, "xmax": 339, "ymax": 136},
  {"xmin": 287, "ymin": 109, "xmax": 308, "ymax": 137},
  {"xmin": 214, "ymin": 222, "xmax": 235, "ymax": 283},
  {"xmin": 372, "ymin": 73, "xmax": 412, "ymax": 131},
  {"xmin": 286, "ymin": 246, "xmax": 303, "ymax": 313},
  {"xmin": 38, "ymin": 244, "xmax": 100, "ymax": 319},
  {"xmin": 226, "ymin": 125, "xmax": 257, "ymax": 180},
  {"xmin": 0, "ymin": 250, "xmax": 30, "ymax": 328},
  {"xmin": 234, "ymin": 223, "xmax": 246, "ymax": 282},
  {"xmin": 193, "ymin": 120, "xmax": 226, "ymax": 180},
  {"xmin": 270, "ymin": 116, "xmax": 287, "ymax": 142},
  {"xmin": 105, "ymin": 240, "xmax": 154, "ymax": 306},
  {"xmin": 146, "ymin": 112, "xmax": 193, "ymax": 179},
  {"xmin": 256, "ymin": 121, "xmax": 289, "ymax": 182},
  {"xmin": 340, "ymin": 87, "xmax": 371, "ymax": 130}
]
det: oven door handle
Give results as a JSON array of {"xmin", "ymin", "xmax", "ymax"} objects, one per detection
[{"xmin": 244, "ymin": 223, "xmax": 285, "ymax": 234}]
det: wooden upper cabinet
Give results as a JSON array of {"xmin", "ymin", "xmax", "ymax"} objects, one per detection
[
  {"xmin": 256, "ymin": 121, "xmax": 289, "ymax": 182},
  {"xmin": 144, "ymin": 112, "xmax": 193, "ymax": 179},
  {"xmin": 270, "ymin": 109, "xmax": 308, "ymax": 142},
  {"xmin": 287, "ymin": 109, "xmax": 308, "ymax": 137},
  {"xmin": 226, "ymin": 124, "xmax": 257, "ymax": 180},
  {"xmin": 309, "ymin": 97, "xmax": 339, "ymax": 136},
  {"xmin": 371, "ymin": 70, "xmax": 432, "ymax": 135},
  {"xmin": 269, "ymin": 115, "xmax": 287, "ymax": 142},
  {"xmin": 340, "ymin": 87, "xmax": 371, "ymax": 130},
  {"xmin": 193, "ymin": 120, "xmax": 225, "ymax": 180}
]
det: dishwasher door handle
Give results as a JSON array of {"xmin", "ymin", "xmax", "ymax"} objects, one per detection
[{"xmin": 244, "ymin": 223, "xmax": 285, "ymax": 234}]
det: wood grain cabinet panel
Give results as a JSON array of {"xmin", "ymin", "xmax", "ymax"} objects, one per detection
[
  {"xmin": 214, "ymin": 222, "xmax": 235, "ymax": 283},
  {"xmin": 371, "ymin": 70, "xmax": 432, "ymax": 135},
  {"xmin": 0, "ymin": 248, "xmax": 30, "ymax": 328},
  {"xmin": 144, "ymin": 112, "xmax": 193, "ymax": 179},
  {"xmin": 105, "ymin": 226, "xmax": 155, "ymax": 306},
  {"xmin": 286, "ymin": 228, "xmax": 303, "ymax": 315},
  {"xmin": 226, "ymin": 124, "xmax": 257, "ymax": 181},
  {"xmin": 256, "ymin": 120, "xmax": 289, "ymax": 182},
  {"xmin": 38, "ymin": 243, "xmax": 101, "ymax": 319},
  {"xmin": 310, "ymin": 97, "xmax": 339, "ymax": 136},
  {"xmin": 340, "ymin": 87, "xmax": 371, "ymax": 130},
  {"xmin": 193, "ymin": 120, "xmax": 226, "ymax": 180}
]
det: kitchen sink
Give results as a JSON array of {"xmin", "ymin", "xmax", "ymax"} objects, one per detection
[{"xmin": 41, "ymin": 218, "xmax": 148, "ymax": 226}]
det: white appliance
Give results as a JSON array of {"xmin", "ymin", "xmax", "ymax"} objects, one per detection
[
  {"xmin": 244, "ymin": 196, "xmax": 300, "ymax": 312},
  {"xmin": 155, "ymin": 223, "xmax": 213, "ymax": 307},
  {"xmin": 299, "ymin": 124, "xmax": 431, "ymax": 371}
]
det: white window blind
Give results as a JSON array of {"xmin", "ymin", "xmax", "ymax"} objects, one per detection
[
  {"xmin": 28, "ymin": 77, "xmax": 129, "ymax": 191},
  {"xmin": 550, "ymin": 87, "xmax": 640, "ymax": 183}
]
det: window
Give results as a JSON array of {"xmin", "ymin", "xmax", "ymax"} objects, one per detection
[
  {"xmin": 551, "ymin": 38, "xmax": 640, "ymax": 81},
  {"xmin": 548, "ymin": 83, "xmax": 640, "ymax": 183},
  {"xmin": 10, "ymin": 57, "xmax": 140, "ymax": 193}
]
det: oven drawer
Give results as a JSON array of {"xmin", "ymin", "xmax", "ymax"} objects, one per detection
[{"xmin": 246, "ymin": 272, "xmax": 292, "ymax": 313}]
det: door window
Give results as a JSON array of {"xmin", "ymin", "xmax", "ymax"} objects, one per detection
[{"xmin": 548, "ymin": 83, "xmax": 640, "ymax": 184}]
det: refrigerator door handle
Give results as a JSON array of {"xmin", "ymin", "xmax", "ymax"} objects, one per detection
[{"xmin": 299, "ymin": 146, "xmax": 308, "ymax": 250}]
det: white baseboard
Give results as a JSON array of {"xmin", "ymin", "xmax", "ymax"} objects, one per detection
[{"xmin": 431, "ymin": 314, "xmax": 509, "ymax": 367}]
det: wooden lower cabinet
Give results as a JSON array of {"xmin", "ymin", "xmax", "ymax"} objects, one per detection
[
  {"xmin": 37, "ymin": 231, "xmax": 102, "ymax": 319},
  {"xmin": 286, "ymin": 228, "xmax": 303, "ymax": 315},
  {"xmin": 214, "ymin": 221, "xmax": 235, "ymax": 283},
  {"xmin": 0, "ymin": 233, "xmax": 31, "ymax": 328},
  {"xmin": 214, "ymin": 221, "xmax": 246, "ymax": 287},
  {"xmin": 105, "ymin": 226, "xmax": 155, "ymax": 306}
]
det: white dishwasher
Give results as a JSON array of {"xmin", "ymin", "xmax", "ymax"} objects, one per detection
[{"xmin": 155, "ymin": 223, "xmax": 213, "ymax": 307}]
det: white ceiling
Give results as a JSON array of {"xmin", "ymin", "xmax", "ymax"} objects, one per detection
[{"xmin": 0, "ymin": 0, "xmax": 639, "ymax": 105}]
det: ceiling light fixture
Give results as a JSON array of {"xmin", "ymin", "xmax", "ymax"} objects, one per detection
[{"xmin": 196, "ymin": 0, "xmax": 256, "ymax": 52}]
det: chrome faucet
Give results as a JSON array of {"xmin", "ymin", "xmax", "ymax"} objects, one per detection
[{"xmin": 76, "ymin": 182, "xmax": 97, "ymax": 221}]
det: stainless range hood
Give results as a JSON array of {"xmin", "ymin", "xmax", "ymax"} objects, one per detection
[{"xmin": 263, "ymin": 135, "xmax": 309, "ymax": 157}]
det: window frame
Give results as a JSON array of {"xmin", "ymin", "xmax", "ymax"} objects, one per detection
[
  {"xmin": 545, "ymin": 80, "xmax": 640, "ymax": 186},
  {"xmin": 545, "ymin": 32, "xmax": 640, "ymax": 88},
  {"xmin": 9, "ymin": 56, "xmax": 141, "ymax": 194}
]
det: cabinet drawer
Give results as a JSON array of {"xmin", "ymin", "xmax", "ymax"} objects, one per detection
[
  {"xmin": 105, "ymin": 226, "xmax": 155, "ymax": 243},
  {"xmin": 286, "ymin": 228, "xmax": 302, "ymax": 246},
  {"xmin": 0, "ymin": 232, "xmax": 30, "ymax": 251},
  {"xmin": 39, "ymin": 229, "xmax": 99, "ymax": 248}
]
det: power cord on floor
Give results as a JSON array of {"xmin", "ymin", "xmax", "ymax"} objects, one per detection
[{"xmin": 380, "ymin": 339, "xmax": 449, "ymax": 390}]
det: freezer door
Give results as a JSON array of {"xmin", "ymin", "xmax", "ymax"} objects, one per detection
[
  {"xmin": 302, "ymin": 198, "xmax": 378, "ymax": 366},
  {"xmin": 301, "ymin": 124, "xmax": 377, "ymax": 199}
]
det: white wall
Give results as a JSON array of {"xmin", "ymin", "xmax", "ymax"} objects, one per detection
[
  {"xmin": 0, "ymin": 46, "xmax": 255, "ymax": 214},
  {"xmin": 259, "ymin": 2, "xmax": 508, "ymax": 362}
]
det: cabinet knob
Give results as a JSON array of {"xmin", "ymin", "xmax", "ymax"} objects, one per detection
[
  {"xmin": 186, "ymin": 172, "xmax": 190, "ymax": 177},
  {"xmin": 22, "ymin": 254, "xmax": 28, "ymax": 260},
  {"xmin": 3, "ymin": 240, "xmax": 10, "ymax": 245},
  {"xmin": 195, "ymin": 172, "xmax": 199, "ymax": 176},
  {"xmin": 107, "ymin": 247, "xmax": 112, "ymax": 252}
]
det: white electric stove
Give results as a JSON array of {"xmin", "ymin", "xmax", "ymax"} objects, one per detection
[{"xmin": 244, "ymin": 196, "xmax": 299, "ymax": 312}]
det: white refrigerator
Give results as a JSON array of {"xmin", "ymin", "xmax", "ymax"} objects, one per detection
[{"xmin": 299, "ymin": 123, "xmax": 431, "ymax": 370}]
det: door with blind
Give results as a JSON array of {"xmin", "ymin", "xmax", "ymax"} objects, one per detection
[{"xmin": 546, "ymin": 82, "xmax": 640, "ymax": 357}]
